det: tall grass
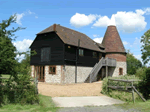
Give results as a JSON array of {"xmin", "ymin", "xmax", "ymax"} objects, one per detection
[
  {"xmin": 101, "ymin": 75, "xmax": 143, "ymax": 102},
  {"xmin": 0, "ymin": 94, "xmax": 60, "ymax": 112}
]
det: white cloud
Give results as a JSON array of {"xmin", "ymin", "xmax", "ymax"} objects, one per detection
[
  {"xmin": 16, "ymin": 13, "xmax": 25, "ymax": 25},
  {"xmin": 93, "ymin": 35, "xmax": 103, "ymax": 43},
  {"xmin": 16, "ymin": 54, "xmax": 25, "ymax": 62},
  {"xmin": 108, "ymin": 14, "xmax": 116, "ymax": 26},
  {"xmin": 123, "ymin": 41, "xmax": 129, "ymax": 45},
  {"xmin": 13, "ymin": 39, "xmax": 33, "ymax": 52},
  {"xmin": 93, "ymin": 16, "xmax": 110, "ymax": 27},
  {"xmin": 13, "ymin": 39, "xmax": 33, "ymax": 62},
  {"xmin": 15, "ymin": 10, "xmax": 37, "ymax": 25},
  {"xmin": 70, "ymin": 13, "xmax": 98, "ymax": 27},
  {"xmin": 93, "ymin": 34, "xmax": 99, "ymax": 37},
  {"xmin": 93, "ymin": 37, "xmax": 103, "ymax": 44},
  {"xmin": 92, "ymin": 8, "xmax": 150, "ymax": 33}
]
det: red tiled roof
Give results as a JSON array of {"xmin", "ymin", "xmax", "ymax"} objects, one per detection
[
  {"xmin": 102, "ymin": 25, "xmax": 126, "ymax": 53},
  {"xmin": 37, "ymin": 24, "xmax": 105, "ymax": 52}
]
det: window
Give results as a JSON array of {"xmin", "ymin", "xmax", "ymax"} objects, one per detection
[
  {"xmin": 119, "ymin": 68, "xmax": 123, "ymax": 75},
  {"xmin": 99, "ymin": 53, "xmax": 102, "ymax": 59},
  {"xmin": 93, "ymin": 52, "xmax": 97, "ymax": 58},
  {"xmin": 79, "ymin": 49, "xmax": 84, "ymax": 56},
  {"xmin": 49, "ymin": 66, "xmax": 56, "ymax": 74},
  {"xmin": 41, "ymin": 47, "xmax": 50, "ymax": 62}
]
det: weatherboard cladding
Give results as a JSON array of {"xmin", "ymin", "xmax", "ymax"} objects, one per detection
[
  {"xmin": 37, "ymin": 24, "xmax": 105, "ymax": 53},
  {"xmin": 102, "ymin": 25, "xmax": 126, "ymax": 53}
]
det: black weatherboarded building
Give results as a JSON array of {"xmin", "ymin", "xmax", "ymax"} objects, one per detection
[{"xmin": 30, "ymin": 24, "xmax": 126, "ymax": 83}]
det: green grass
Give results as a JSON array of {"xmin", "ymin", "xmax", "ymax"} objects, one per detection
[
  {"xmin": 114, "ymin": 100, "xmax": 150, "ymax": 112},
  {"xmin": 1, "ymin": 74, "xmax": 11, "ymax": 78},
  {"xmin": 0, "ymin": 94, "xmax": 60, "ymax": 112}
]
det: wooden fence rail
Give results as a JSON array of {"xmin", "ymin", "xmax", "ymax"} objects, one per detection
[{"xmin": 108, "ymin": 79, "xmax": 146, "ymax": 103}]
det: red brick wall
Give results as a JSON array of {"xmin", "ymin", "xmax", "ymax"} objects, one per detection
[{"xmin": 105, "ymin": 53, "xmax": 126, "ymax": 62}]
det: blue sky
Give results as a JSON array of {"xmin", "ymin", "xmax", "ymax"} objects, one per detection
[{"xmin": 0, "ymin": 0, "xmax": 150, "ymax": 65}]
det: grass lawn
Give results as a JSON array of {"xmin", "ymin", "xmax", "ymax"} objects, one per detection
[
  {"xmin": 0, "ymin": 94, "xmax": 61, "ymax": 112},
  {"xmin": 114, "ymin": 99, "xmax": 150, "ymax": 112}
]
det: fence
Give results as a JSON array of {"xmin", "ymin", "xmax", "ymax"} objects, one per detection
[{"xmin": 108, "ymin": 79, "xmax": 146, "ymax": 103}]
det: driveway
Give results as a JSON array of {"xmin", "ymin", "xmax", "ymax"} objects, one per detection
[
  {"xmin": 38, "ymin": 81, "xmax": 104, "ymax": 97},
  {"xmin": 52, "ymin": 96, "xmax": 125, "ymax": 107},
  {"xmin": 53, "ymin": 96, "xmax": 141, "ymax": 112}
]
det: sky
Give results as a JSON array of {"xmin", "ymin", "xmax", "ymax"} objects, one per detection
[{"xmin": 0, "ymin": 0, "xmax": 150, "ymax": 65}]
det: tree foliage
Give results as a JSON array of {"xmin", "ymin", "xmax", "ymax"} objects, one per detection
[
  {"xmin": 126, "ymin": 50, "xmax": 142, "ymax": 75},
  {"xmin": 0, "ymin": 14, "xmax": 38, "ymax": 105},
  {"xmin": 138, "ymin": 67, "xmax": 150, "ymax": 100},
  {"xmin": 0, "ymin": 14, "xmax": 25, "ymax": 79},
  {"xmin": 141, "ymin": 29, "xmax": 150, "ymax": 65}
]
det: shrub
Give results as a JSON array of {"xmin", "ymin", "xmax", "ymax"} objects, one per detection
[
  {"xmin": 1, "ymin": 74, "xmax": 39, "ymax": 105},
  {"xmin": 135, "ymin": 67, "xmax": 147, "ymax": 79},
  {"xmin": 138, "ymin": 68, "xmax": 150, "ymax": 100}
]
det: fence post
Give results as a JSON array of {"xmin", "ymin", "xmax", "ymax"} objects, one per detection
[
  {"xmin": 34, "ymin": 75, "xmax": 38, "ymax": 95},
  {"xmin": 108, "ymin": 79, "xmax": 109, "ymax": 94},
  {"xmin": 131, "ymin": 81, "xmax": 135, "ymax": 103}
]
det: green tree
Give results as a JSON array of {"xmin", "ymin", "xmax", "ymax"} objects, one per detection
[
  {"xmin": 0, "ymin": 14, "xmax": 25, "ymax": 79},
  {"xmin": 141, "ymin": 29, "xmax": 150, "ymax": 65},
  {"xmin": 0, "ymin": 15, "xmax": 38, "ymax": 105},
  {"xmin": 126, "ymin": 50, "xmax": 142, "ymax": 75},
  {"xmin": 17, "ymin": 50, "xmax": 36, "ymax": 76},
  {"xmin": 0, "ymin": 14, "xmax": 25, "ymax": 105}
]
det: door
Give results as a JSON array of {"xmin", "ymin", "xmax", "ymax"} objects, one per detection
[
  {"xmin": 35, "ymin": 66, "xmax": 45, "ymax": 82},
  {"xmin": 99, "ymin": 53, "xmax": 102, "ymax": 61}
]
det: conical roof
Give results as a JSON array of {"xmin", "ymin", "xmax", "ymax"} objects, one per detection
[{"xmin": 102, "ymin": 25, "xmax": 126, "ymax": 53}]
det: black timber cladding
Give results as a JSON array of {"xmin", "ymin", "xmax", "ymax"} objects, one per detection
[
  {"xmin": 30, "ymin": 24, "xmax": 106, "ymax": 67},
  {"xmin": 30, "ymin": 32, "xmax": 64, "ymax": 65},
  {"xmin": 64, "ymin": 44, "xmax": 105, "ymax": 67}
]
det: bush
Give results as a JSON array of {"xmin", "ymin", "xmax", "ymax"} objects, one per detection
[
  {"xmin": 135, "ymin": 67, "xmax": 147, "ymax": 79},
  {"xmin": 101, "ymin": 75, "xmax": 142, "ymax": 102},
  {"xmin": 1, "ymin": 74, "xmax": 39, "ymax": 105},
  {"xmin": 138, "ymin": 68, "xmax": 150, "ymax": 100}
]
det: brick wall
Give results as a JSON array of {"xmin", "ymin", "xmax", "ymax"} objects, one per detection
[{"xmin": 105, "ymin": 53, "xmax": 126, "ymax": 62}]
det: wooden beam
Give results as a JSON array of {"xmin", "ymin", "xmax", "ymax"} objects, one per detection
[
  {"xmin": 132, "ymin": 86, "xmax": 146, "ymax": 102},
  {"xmin": 108, "ymin": 86, "xmax": 132, "ymax": 93},
  {"xmin": 108, "ymin": 86, "xmax": 133, "ymax": 89},
  {"xmin": 106, "ymin": 66, "xmax": 108, "ymax": 78},
  {"xmin": 108, "ymin": 79, "xmax": 142, "ymax": 83}
]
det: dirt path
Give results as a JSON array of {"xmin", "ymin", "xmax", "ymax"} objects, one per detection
[{"xmin": 38, "ymin": 81, "xmax": 104, "ymax": 97}]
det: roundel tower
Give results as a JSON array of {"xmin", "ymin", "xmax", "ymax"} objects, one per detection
[{"xmin": 102, "ymin": 25, "xmax": 127, "ymax": 76}]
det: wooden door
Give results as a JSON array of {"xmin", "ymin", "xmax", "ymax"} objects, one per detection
[
  {"xmin": 35, "ymin": 66, "xmax": 45, "ymax": 82},
  {"xmin": 99, "ymin": 53, "xmax": 102, "ymax": 61}
]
